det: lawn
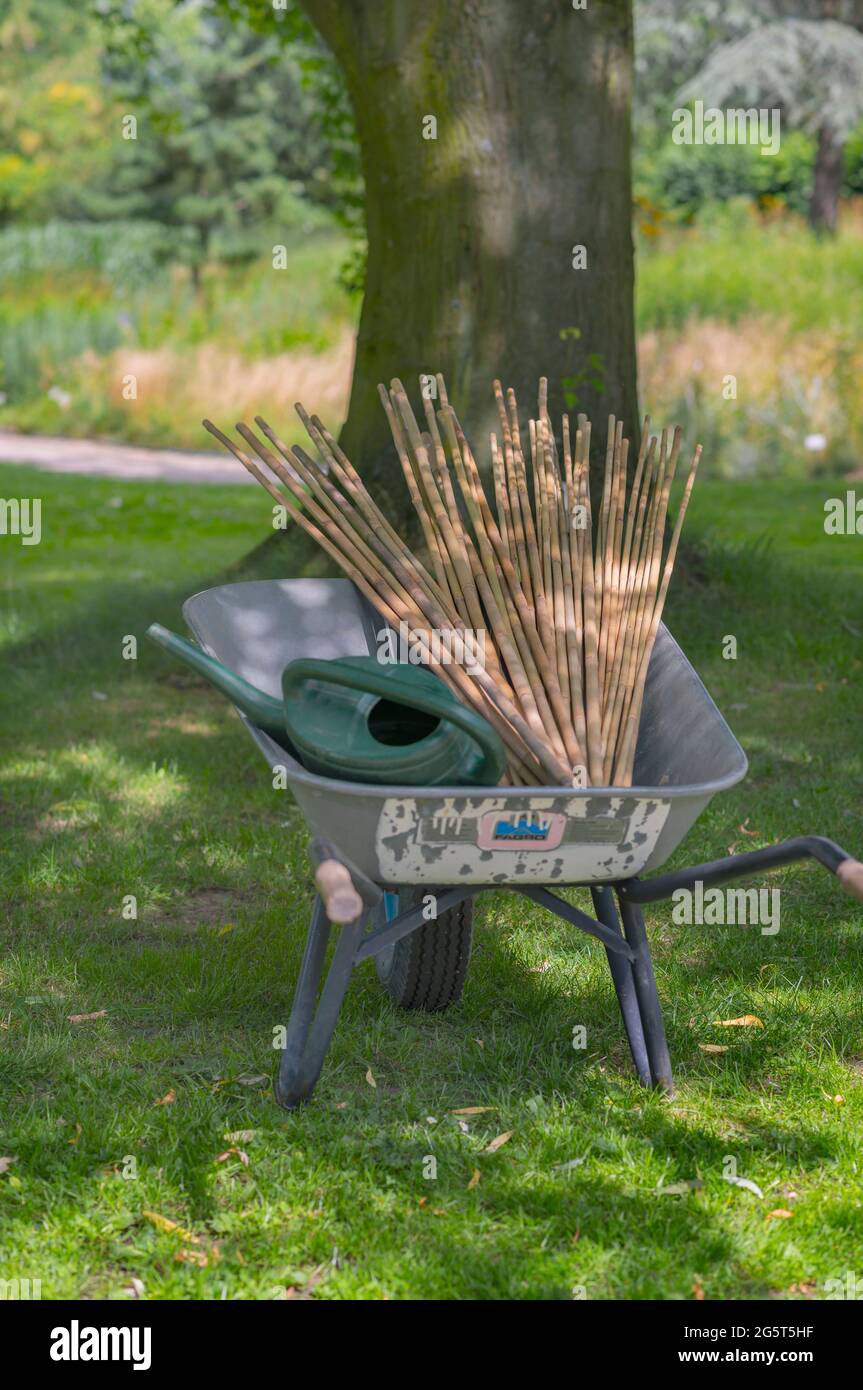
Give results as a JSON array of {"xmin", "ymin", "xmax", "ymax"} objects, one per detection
[{"xmin": 1, "ymin": 463, "xmax": 861, "ymax": 1300}]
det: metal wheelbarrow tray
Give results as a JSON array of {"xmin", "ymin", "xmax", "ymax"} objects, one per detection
[{"xmin": 183, "ymin": 577, "xmax": 863, "ymax": 1108}]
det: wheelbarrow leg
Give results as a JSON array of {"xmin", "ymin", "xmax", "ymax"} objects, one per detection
[
  {"xmin": 616, "ymin": 894, "xmax": 674, "ymax": 1094},
  {"xmin": 275, "ymin": 893, "xmax": 366, "ymax": 1110},
  {"xmin": 591, "ymin": 887, "xmax": 652, "ymax": 1088}
]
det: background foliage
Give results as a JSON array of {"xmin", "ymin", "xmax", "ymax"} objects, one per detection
[{"xmin": 0, "ymin": 0, "xmax": 862, "ymax": 471}]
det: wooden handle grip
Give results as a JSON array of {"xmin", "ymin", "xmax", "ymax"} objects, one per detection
[
  {"xmin": 314, "ymin": 859, "xmax": 363, "ymax": 923},
  {"xmin": 837, "ymin": 857, "xmax": 863, "ymax": 904}
]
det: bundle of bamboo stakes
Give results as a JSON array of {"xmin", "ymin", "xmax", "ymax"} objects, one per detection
[{"xmin": 203, "ymin": 376, "xmax": 701, "ymax": 788}]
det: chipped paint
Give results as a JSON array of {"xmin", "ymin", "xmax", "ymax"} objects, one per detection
[{"xmin": 375, "ymin": 794, "xmax": 671, "ymax": 884}]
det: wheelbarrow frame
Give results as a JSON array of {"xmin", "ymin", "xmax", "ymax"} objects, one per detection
[
  {"xmin": 177, "ymin": 578, "xmax": 863, "ymax": 1109},
  {"xmin": 275, "ymin": 833, "xmax": 857, "ymax": 1107}
]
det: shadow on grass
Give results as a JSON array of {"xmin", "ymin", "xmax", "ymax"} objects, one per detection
[{"xmin": 2, "ymin": 512, "xmax": 862, "ymax": 1294}]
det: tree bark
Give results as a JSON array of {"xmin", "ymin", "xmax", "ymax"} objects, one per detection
[
  {"xmin": 810, "ymin": 123, "xmax": 843, "ymax": 234},
  {"xmin": 299, "ymin": 0, "xmax": 637, "ymax": 499}
]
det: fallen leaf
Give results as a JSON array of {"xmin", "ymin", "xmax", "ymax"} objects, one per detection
[
  {"xmin": 699, "ymin": 1044, "xmax": 728, "ymax": 1054},
  {"xmin": 529, "ymin": 961, "xmax": 551, "ymax": 973},
  {"xmin": 658, "ymin": 1179, "xmax": 703, "ymax": 1196},
  {"xmin": 766, "ymin": 1208, "xmax": 794, "ymax": 1221},
  {"xmin": 738, "ymin": 820, "xmax": 761, "ymax": 837},
  {"xmin": 450, "ymin": 1106, "xmax": 494, "ymax": 1115},
  {"xmin": 218, "ymin": 923, "xmax": 236, "ymax": 936},
  {"xmin": 67, "ymin": 1010, "xmax": 107, "ymax": 1024},
  {"xmin": 215, "ymin": 1147, "xmax": 249, "ymax": 1167},
  {"xmin": 467, "ymin": 1168, "xmax": 481, "ymax": 1190},
  {"xmin": 175, "ymin": 1248, "xmax": 209, "ymax": 1267},
  {"xmin": 418, "ymin": 1196, "xmax": 428, "ymax": 1207},
  {"xmin": 123, "ymin": 1278, "xmax": 145, "ymax": 1299},
  {"xmin": 237, "ymin": 1074, "xmax": 268, "ymax": 1086},
  {"xmin": 713, "ymin": 1015, "xmax": 764, "ymax": 1029},
  {"xmin": 484, "ymin": 1131, "xmax": 513, "ymax": 1154},
  {"xmin": 153, "ymin": 1089, "xmax": 176, "ymax": 1106},
  {"xmin": 724, "ymin": 1175, "xmax": 764, "ymax": 1199},
  {"xmin": 224, "ymin": 1129, "xmax": 256, "ymax": 1142},
  {"xmin": 365, "ymin": 1067, "xmax": 377, "ymax": 1088},
  {"xmin": 0, "ymin": 1156, "xmax": 16, "ymax": 1175},
  {"xmin": 555, "ymin": 1156, "xmax": 588, "ymax": 1171},
  {"xmin": 692, "ymin": 1276, "xmax": 705, "ymax": 1301},
  {"xmin": 474, "ymin": 1038, "xmax": 484, "ymax": 1048},
  {"xmin": 67, "ymin": 1121, "xmax": 82, "ymax": 1146},
  {"xmin": 143, "ymin": 1210, "xmax": 198, "ymax": 1242}
]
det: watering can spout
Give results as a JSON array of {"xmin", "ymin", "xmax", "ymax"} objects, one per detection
[{"xmin": 145, "ymin": 623, "xmax": 286, "ymax": 740}]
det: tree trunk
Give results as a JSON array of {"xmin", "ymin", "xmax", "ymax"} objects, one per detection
[
  {"xmin": 810, "ymin": 123, "xmax": 843, "ymax": 234},
  {"xmin": 299, "ymin": 0, "xmax": 637, "ymax": 501}
]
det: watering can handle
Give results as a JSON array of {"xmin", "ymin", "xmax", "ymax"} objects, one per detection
[{"xmin": 282, "ymin": 658, "xmax": 506, "ymax": 785}]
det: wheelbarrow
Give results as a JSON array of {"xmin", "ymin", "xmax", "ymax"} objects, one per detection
[{"xmin": 177, "ymin": 576, "xmax": 863, "ymax": 1107}]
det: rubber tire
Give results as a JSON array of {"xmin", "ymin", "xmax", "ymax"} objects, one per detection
[{"xmin": 375, "ymin": 888, "xmax": 473, "ymax": 1012}]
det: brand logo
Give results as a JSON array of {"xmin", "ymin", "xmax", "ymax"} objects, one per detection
[
  {"xmin": 477, "ymin": 810, "xmax": 567, "ymax": 851},
  {"xmin": 494, "ymin": 816, "xmax": 549, "ymax": 840}
]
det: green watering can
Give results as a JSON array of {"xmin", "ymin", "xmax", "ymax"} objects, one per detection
[{"xmin": 146, "ymin": 624, "xmax": 505, "ymax": 787}]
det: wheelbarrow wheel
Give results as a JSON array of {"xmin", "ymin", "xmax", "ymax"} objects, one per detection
[{"xmin": 375, "ymin": 888, "xmax": 473, "ymax": 1012}]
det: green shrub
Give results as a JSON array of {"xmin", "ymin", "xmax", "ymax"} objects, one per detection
[
  {"xmin": 636, "ymin": 204, "xmax": 863, "ymax": 331},
  {"xmin": 636, "ymin": 124, "xmax": 863, "ymax": 219}
]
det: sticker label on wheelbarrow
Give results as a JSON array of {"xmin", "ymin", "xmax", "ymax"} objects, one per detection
[
  {"xmin": 476, "ymin": 810, "xmax": 566, "ymax": 850},
  {"xmin": 375, "ymin": 794, "xmax": 671, "ymax": 885}
]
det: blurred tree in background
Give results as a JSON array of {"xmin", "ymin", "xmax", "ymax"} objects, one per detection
[
  {"xmin": 0, "ymin": 0, "xmax": 109, "ymax": 223},
  {"xmin": 637, "ymin": 0, "xmax": 863, "ymax": 232},
  {"xmin": 85, "ymin": 0, "xmax": 339, "ymax": 275}
]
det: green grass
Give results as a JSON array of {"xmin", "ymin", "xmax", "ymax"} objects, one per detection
[
  {"xmin": 636, "ymin": 205, "xmax": 863, "ymax": 334},
  {"xmin": 1, "ymin": 465, "xmax": 862, "ymax": 1300}
]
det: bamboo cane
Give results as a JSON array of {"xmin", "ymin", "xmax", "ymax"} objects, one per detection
[
  {"xmin": 613, "ymin": 443, "xmax": 701, "ymax": 785},
  {"xmin": 205, "ymin": 378, "xmax": 700, "ymax": 794}
]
